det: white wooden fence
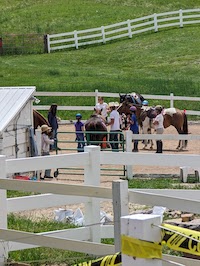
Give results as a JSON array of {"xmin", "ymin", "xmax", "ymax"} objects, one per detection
[
  {"xmin": 47, "ymin": 9, "xmax": 200, "ymax": 53},
  {"xmin": 34, "ymin": 90, "xmax": 200, "ymax": 118},
  {"xmin": 1, "ymin": 146, "xmax": 200, "ymax": 265}
]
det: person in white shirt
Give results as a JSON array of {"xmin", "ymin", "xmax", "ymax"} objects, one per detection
[
  {"xmin": 153, "ymin": 105, "xmax": 164, "ymax": 153},
  {"xmin": 107, "ymin": 102, "xmax": 120, "ymax": 152},
  {"xmin": 95, "ymin": 97, "xmax": 108, "ymax": 121}
]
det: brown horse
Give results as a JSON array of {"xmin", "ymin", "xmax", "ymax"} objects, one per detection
[
  {"xmin": 33, "ymin": 109, "xmax": 50, "ymax": 130},
  {"xmin": 118, "ymin": 101, "xmax": 188, "ymax": 150},
  {"xmin": 85, "ymin": 115, "xmax": 108, "ymax": 148}
]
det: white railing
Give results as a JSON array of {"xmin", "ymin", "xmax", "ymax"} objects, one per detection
[
  {"xmin": 1, "ymin": 146, "xmax": 200, "ymax": 265},
  {"xmin": 47, "ymin": 9, "xmax": 200, "ymax": 53},
  {"xmin": 34, "ymin": 90, "xmax": 200, "ymax": 118}
]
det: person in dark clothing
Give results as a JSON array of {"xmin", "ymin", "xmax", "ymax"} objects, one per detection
[
  {"xmin": 75, "ymin": 113, "xmax": 85, "ymax": 152},
  {"xmin": 48, "ymin": 104, "xmax": 59, "ymax": 150},
  {"xmin": 129, "ymin": 106, "xmax": 139, "ymax": 152}
]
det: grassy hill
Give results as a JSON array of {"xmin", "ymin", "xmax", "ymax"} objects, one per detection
[{"xmin": 0, "ymin": 0, "xmax": 200, "ymax": 117}]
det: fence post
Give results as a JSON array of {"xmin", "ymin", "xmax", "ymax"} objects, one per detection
[
  {"xmin": 95, "ymin": 89, "xmax": 99, "ymax": 105},
  {"xmin": 121, "ymin": 214, "xmax": 162, "ymax": 266},
  {"xmin": 84, "ymin": 145, "xmax": 101, "ymax": 243},
  {"xmin": 179, "ymin": 9, "xmax": 183, "ymax": 28},
  {"xmin": 170, "ymin": 92, "xmax": 174, "ymax": 108},
  {"xmin": 101, "ymin": 26, "xmax": 106, "ymax": 44},
  {"xmin": 74, "ymin": 30, "xmax": 78, "ymax": 49},
  {"xmin": 154, "ymin": 13, "xmax": 158, "ymax": 32},
  {"xmin": 127, "ymin": 20, "xmax": 132, "ymax": 38},
  {"xmin": 0, "ymin": 155, "xmax": 8, "ymax": 265},
  {"xmin": 112, "ymin": 180, "xmax": 129, "ymax": 253},
  {"xmin": 125, "ymin": 130, "xmax": 133, "ymax": 179}
]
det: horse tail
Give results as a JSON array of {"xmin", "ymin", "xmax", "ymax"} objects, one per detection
[{"xmin": 183, "ymin": 112, "xmax": 188, "ymax": 147}]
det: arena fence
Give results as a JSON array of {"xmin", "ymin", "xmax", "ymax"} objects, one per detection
[
  {"xmin": 47, "ymin": 9, "xmax": 200, "ymax": 53},
  {"xmin": 34, "ymin": 89, "xmax": 200, "ymax": 119},
  {"xmin": 0, "ymin": 146, "xmax": 200, "ymax": 265}
]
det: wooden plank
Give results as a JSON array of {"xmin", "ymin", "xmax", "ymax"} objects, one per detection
[
  {"xmin": 0, "ymin": 229, "xmax": 115, "ymax": 256},
  {"xmin": 0, "ymin": 179, "xmax": 112, "ymax": 199},
  {"xmin": 101, "ymin": 152, "xmax": 200, "ymax": 168},
  {"xmin": 6, "ymin": 152, "xmax": 90, "ymax": 173},
  {"xmin": 128, "ymin": 190, "xmax": 200, "ymax": 214}
]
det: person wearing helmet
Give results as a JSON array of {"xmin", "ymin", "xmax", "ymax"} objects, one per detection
[
  {"xmin": 75, "ymin": 113, "xmax": 85, "ymax": 152},
  {"xmin": 142, "ymin": 100, "xmax": 149, "ymax": 106},
  {"xmin": 153, "ymin": 106, "xmax": 164, "ymax": 153},
  {"xmin": 129, "ymin": 106, "xmax": 139, "ymax": 152}
]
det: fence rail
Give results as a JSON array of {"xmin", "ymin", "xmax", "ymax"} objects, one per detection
[
  {"xmin": 47, "ymin": 9, "xmax": 200, "ymax": 52},
  {"xmin": 34, "ymin": 90, "xmax": 200, "ymax": 117},
  {"xmin": 1, "ymin": 146, "xmax": 200, "ymax": 265},
  {"xmin": 1, "ymin": 147, "xmax": 200, "ymax": 265}
]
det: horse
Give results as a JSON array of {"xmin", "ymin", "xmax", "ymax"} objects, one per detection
[
  {"xmin": 84, "ymin": 115, "xmax": 108, "ymax": 148},
  {"xmin": 119, "ymin": 92, "xmax": 145, "ymax": 105},
  {"xmin": 118, "ymin": 101, "xmax": 188, "ymax": 150},
  {"xmin": 33, "ymin": 109, "xmax": 50, "ymax": 130}
]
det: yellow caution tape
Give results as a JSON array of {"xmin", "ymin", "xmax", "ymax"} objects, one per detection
[
  {"xmin": 162, "ymin": 223, "xmax": 200, "ymax": 256},
  {"xmin": 73, "ymin": 252, "xmax": 121, "ymax": 266},
  {"xmin": 121, "ymin": 235, "xmax": 162, "ymax": 259}
]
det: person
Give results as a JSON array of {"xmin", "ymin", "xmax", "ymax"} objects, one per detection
[
  {"xmin": 107, "ymin": 102, "xmax": 121, "ymax": 152},
  {"xmin": 41, "ymin": 124, "xmax": 54, "ymax": 180},
  {"xmin": 129, "ymin": 106, "xmax": 139, "ymax": 152},
  {"xmin": 153, "ymin": 105, "xmax": 164, "ymax": 153},
  {"xmin": 75, "ymin": 113, "xmax": 85, "ymax": 152},
  {"xmin": 48, "ymin": 104, "xmax": 59, "ymax": 151},
  {"xmin": 95, "ymin": 97, "xmax": 108, "ymax": 121}
]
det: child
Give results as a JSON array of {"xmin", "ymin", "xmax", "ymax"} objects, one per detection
[
  {"xmin": 129, "ymin": 106, "xmax": 139, "ymax": 152},
  {"xmin": 75, "ymin": 113, "xmax": 85, "ymax": 152},
  {"xmin": 41, "ymin": 124, "xmax": 54, "ymax": 179}
]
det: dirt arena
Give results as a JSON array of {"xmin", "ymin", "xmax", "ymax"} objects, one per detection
[{"xmin": 18, "ymin": 122, "xmax": 200, "ymax": 221}]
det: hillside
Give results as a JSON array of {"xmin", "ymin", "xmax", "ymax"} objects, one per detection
[{"xmin": 0, "ymin": 0, "xmax": 200, "ymax": 113}]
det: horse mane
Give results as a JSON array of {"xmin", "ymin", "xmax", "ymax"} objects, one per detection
[{"xmin": 33, "ymin": 109, "xmax": 50, "ymax": 130}]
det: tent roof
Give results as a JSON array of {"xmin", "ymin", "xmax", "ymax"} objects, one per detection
[{"xmin": 0, "ymin": 87, "xmax": 36, "ymax": 134}]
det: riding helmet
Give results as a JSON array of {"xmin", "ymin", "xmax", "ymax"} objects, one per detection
[
  {"xmin": 142, "ymin": 100, "xmax": 148, "ymax": 106},
  {"xmin": 76, "ymin": 113, "xmax": 82, "ymax": 118},
  {"xmin": 130, "ymin": 106, "xmax": 137, "ymax": 112}
]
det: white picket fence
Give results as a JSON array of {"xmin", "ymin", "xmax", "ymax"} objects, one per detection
[
  {"xmin": 1, "ymin": 146, "xmax": 200, "ymax": 265},
  {"xmin": 47, "ymin": 9, "xmax": 200, "ymax": 53},
  {"xmin": 34, "ymin": 90, "xmax": 200, "ymax": 118}
]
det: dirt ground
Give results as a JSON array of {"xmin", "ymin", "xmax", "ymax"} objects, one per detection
[{"xmin": 18, "ymin": 122, "xmax": 200, "ymax": 221}]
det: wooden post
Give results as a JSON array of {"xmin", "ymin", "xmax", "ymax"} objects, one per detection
[
  {"xmin": 0, "ymin": 155, "xmax": 8, "ymax": 265},
  {"xmin": 95, "ymin": 89, "xmax": 99, "ymax": 105},
  {"xmin": 112, "ymin": 180, "xmax": 129, "ymax": 252},
  {"xmin": 127, "ymin": 20, "xmax": 132, "ymax": 38},
  {"xmin": 170, "ymin": 93, "xmax": 174, "ymax": 108},
  {"xmin": 35, "ymin": 128, "xmax": 42, "ymax": 180},
  {"xmin": 74, "ymin": 31, "xmax": 78, "ymax": 49},
  {"xmin": 125, "ymin": 130, "xmax": 133, "ymax": 179},
  {"xmin": 84, "ymin": 146, "xmax": 101, "ymax": 243},
  {"xmin": 179, "ymin": 9, "xmax": 183, "ymax": 28},
  {"xmin": 154, "ymin": 13, "xmax": 158, "ymax": 32},
  {"xmin": 101, "ymin": 26, "xmax": 106, "ymax": 44},
  {"xmin": 121, "ymin": 214, "xmax": 162, "ymax": 266}
]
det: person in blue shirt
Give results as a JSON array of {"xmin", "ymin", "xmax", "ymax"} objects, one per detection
[
  {"xmin": 75, "ymin": 113, "xmax": 85, "ymax": 152},
  {"xmin": 129, "ymin": 106, "xmax": 139, "ymax": 152},
  {"xmin": 48, "ymin": 104, "xmax": 59, "ymax": 151}
]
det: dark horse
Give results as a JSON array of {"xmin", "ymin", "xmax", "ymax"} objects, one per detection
[
  {"xmin": 33, "ymin": 109, "xmax": 50, "ymax": 131},
  {"xmin": 118, "ymin": 100, "xmax": 188, "ymax": 150},
  {"xmin": 119, "ymin": 92, "xmax": 145, "ymax": 105},
  {"xmin": 85, "ymin": 115, "xmax": 107, "ymax": 148}
]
